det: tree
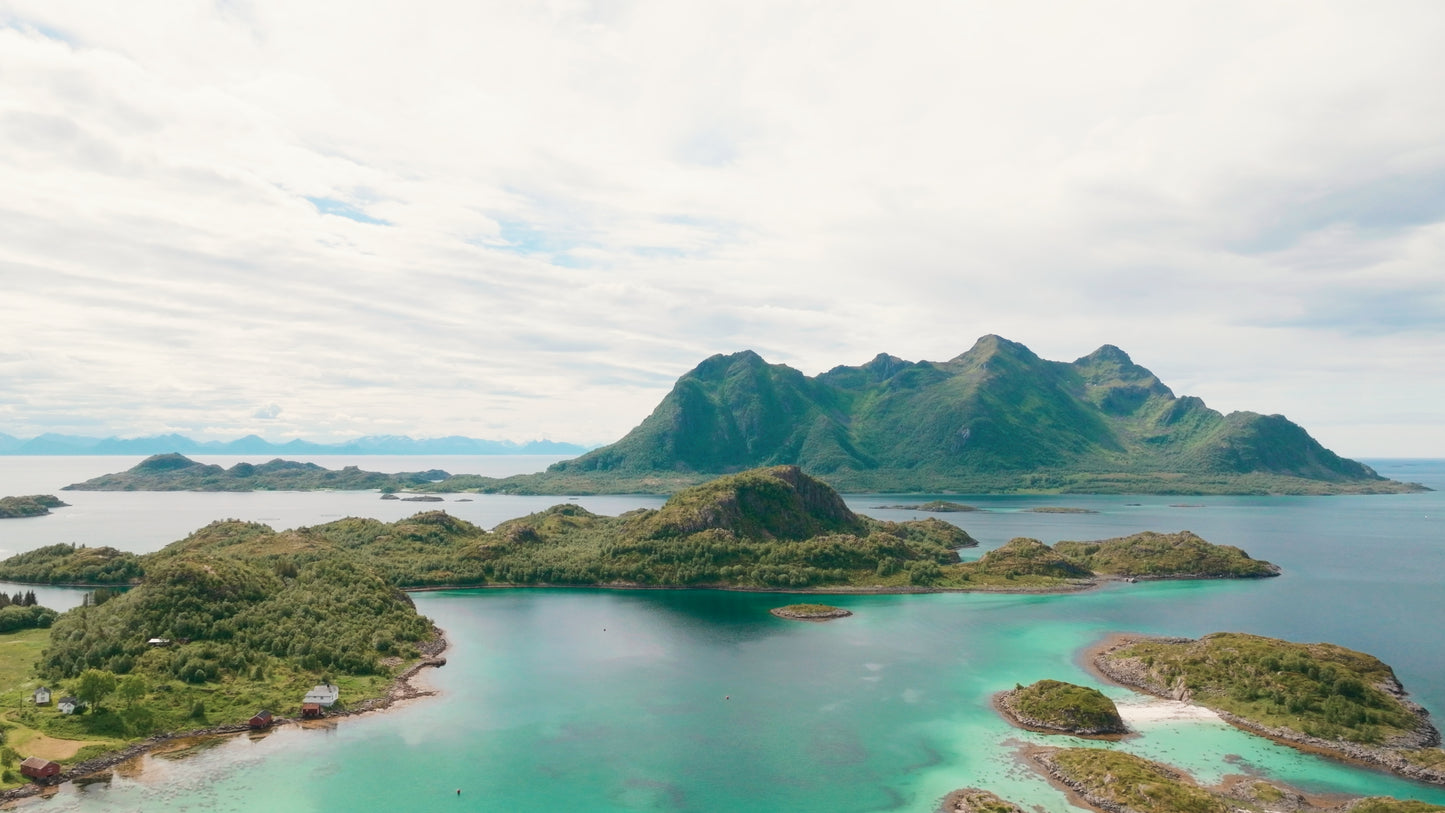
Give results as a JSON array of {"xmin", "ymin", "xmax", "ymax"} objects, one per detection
[
  {"xmin": 75, "ymin": 668, "xmax": 118, "ymax": 709},
  {"xmin": 117, "ymin": 674, "xmax": 148, "ymax": 707}
]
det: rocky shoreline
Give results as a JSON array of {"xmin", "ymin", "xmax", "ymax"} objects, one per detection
[
  {"xmin": 0, "ymin": 630, "xmax": 450, "ymax": 803},
  {"xmin": 1091, "ymin": 635, "xmax": 1445, "ymax": 786},
  {"xmin": 1030, "ymin": 749, "xmax": 1157, "ymax": 813}
]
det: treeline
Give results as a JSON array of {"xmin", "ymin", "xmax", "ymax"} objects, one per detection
[
  {"xmin": 43, "ymin": 553, "xmax": 431, "ymax": 681},
  {"xmin": 0, "ymin": 543, "xmax": 143, "ymax": 584},
  {"xmin": 0, "ymin": 604, "xmax": 57, "ymax": 633},
  {"xmin": 1054, "ymin": 531, "xmax": 1280, "ymax": 578}
]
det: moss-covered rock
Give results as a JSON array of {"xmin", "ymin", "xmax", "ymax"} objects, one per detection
[
  {"xmin": 997, "ymin": 679, "xmax": 1125, "ymax": 735},
  {"xmin": 769, "ymin": 604, "xmax": 851, "ymax": 620}
]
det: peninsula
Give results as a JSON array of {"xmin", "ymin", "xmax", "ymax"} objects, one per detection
[
  {"xmin": 20, "ymin": 467, "xmax": 1279, "ymax": 593},
  {"xmin": 0, "ymin": 495, "xmax": 67, "ymax": 519},
  {"xmin": 1095, "ymin": 633, "xmax": 1445, "ymax": 784},
  {"xmin": 0, "ymin": 539, "xmax": 443, "ymax": 797},
  {"xmin": 1029, "ymin": 747, "xmax": 1445, "ymax": 813}
]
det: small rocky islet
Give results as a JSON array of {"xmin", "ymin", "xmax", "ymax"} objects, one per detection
[
  {"xmin": 769, "ymin": 603, "xmax": 852, "ymax": 621},
  {"xmin": 995, "ymin": 679, "xmax": 1126, "ymax": 736}
]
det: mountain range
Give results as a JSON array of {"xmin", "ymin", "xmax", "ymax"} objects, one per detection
[
  {"xmin": 518, "ymin": 335, "xmax": 1414, "ymax": 495},
  {"xmin": 0, "ymin": 433, "xmax": 588, "ymax": 456}
]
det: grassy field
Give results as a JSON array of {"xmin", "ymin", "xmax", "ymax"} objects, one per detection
[
  {"xmin": 0, "ymin": 626, "xmax": 400, "ymax": 791},
  {"xmin": 0, "ymin": 627, "xmax": 119, "ymax": 789}
]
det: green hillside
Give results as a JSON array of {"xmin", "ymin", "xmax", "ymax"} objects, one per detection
[
  {"xmin": 1, "ymin": 468, "xmax": 1284, "ymax": 594},
  {"xmin": 514, "ymin": 336, "xmax": 1416, "ymax": 495}
]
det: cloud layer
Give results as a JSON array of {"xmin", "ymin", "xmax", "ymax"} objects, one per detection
[{"xmin": 2, "ymin": 1, "xmax": 1443, "ymax": 455}]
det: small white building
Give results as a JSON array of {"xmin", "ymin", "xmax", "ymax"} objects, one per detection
[
  {"xmin": 57, "ymin": 696, "xmax": 81, "ymax": 715},
  {"xmin": 303, "ymin": 684, "xmax": 340, "ymax": 707},
  {"xmin": 33, "ymin": 686, "xmax": 51, "ymax": 705}
]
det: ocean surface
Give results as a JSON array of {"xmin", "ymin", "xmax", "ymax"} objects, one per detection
[{"xmin": 2, "ymin": 456, "xmax": 1443, "ymax": 812}]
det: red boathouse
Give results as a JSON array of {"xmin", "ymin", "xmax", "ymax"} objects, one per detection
[{"xmin": 20, "ymin": 757, "xmax": 60, "ymax": 782}]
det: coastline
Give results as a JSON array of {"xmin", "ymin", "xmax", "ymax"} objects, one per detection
[
  {"xmin": 1087, "ymin": 633, "xmax": 1445, "ymax": 787},
  {"xmin": 0, "ymin": 630, "xmax": 450, "ymax": 804}
]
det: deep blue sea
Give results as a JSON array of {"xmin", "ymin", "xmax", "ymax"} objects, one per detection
[{"xmin": 2, "ymin": 457, "xmax": 1442, "ymax": 812}]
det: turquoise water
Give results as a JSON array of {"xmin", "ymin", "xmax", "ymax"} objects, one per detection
[{"xmin": 8, "ymin": 458, "xmax": 1445, "ymax": 811}]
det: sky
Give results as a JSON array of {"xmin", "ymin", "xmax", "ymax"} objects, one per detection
[{"xmin": 1, "ymin": 1, "xmax": 1442, "ymax": 456}]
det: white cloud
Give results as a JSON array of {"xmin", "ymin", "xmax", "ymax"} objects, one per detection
[{"xmin": 0, "ymin": 1, "xmax": 1442, "ymax": 454}]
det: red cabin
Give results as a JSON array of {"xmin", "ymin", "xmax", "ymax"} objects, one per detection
[
  {"xmin": 301, "ymin": 703, "xmax": 323, "ymax": 719},
  {"xmin": 249, "ymin": 710, "xmax": 274, "ymax": 729},
  {"xmin": 20, "ymin": 757, "xmax": 60, "ymax": 782}
]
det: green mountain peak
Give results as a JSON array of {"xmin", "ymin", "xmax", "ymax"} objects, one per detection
[{"xmin": 547, "ymin": 335, "xmax": 1412, "ymax": 494}]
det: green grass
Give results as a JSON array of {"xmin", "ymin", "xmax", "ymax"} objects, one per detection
[
  {"xmin": 1107, "ymin": 633, "xmax": 1425, "ymax": 745},
  {"xmin": 1006, "ymin": 679, "xmax": 1124, "ymax": 733},
  {"xmin": 1044, "ymin": 748, "xmax": 1230, "ymax": 813},
  {"xmin": 1054, "ymin": 531, "xmax": 1279, "ymax": 579}
]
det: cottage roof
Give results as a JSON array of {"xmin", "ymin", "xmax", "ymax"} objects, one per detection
[
  {"xmin": 303, "ymin": 683, "xmax": 340, "ymax": 705},
  {"xmin": 21, "ymin": 757, "xmax": 56, "ymax": 770},
  {"xmin": 58, "ymin": 696, "xmax": 79, "ymax": 705}
]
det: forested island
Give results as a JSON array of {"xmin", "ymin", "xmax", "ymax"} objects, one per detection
[
  {"xmin": 1096, "ymin": 633, "xmax": 1445, "ymax": 784},
  {"xmin": 64, "ymin": 454, "xmax": 449, "ymax": 492},
  {"xmin": 25, "ymin": 467, "xmax": 1279, "ymax": 593},
  {"xmin": 0, "ymin": 495, "xmax": 67, "ymax": 519}
]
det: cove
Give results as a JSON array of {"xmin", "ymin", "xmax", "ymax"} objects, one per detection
[{"xmin": 25, "ymin": 582, "xmax": 1445, "ymax": 813}]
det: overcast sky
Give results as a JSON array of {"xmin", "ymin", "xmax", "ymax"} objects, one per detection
[{"xmin": 1, "ymin": 1, "xmax": 1442, "ymax": 456}]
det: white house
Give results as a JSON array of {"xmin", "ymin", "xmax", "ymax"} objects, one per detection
[
  {"xmin": 303, "ymin": 684, "xmax": 339, "ymax": 707},
  {"xmin": 33, "ymin": 686, "xmax": 50, "ymax": 705},
  {"xmin": 58, "ymin": 696, "xmax": 81, "ymax": 715}
]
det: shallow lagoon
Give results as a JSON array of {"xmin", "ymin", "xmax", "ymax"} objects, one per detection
[{"xmin": 4, "ymin": 457, "xmax": 1444, "ymax": 811}]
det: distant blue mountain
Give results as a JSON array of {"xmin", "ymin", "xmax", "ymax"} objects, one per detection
[{"xmin": 0, "ymin": 432, "xmax": 591, "ymax": 456}]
